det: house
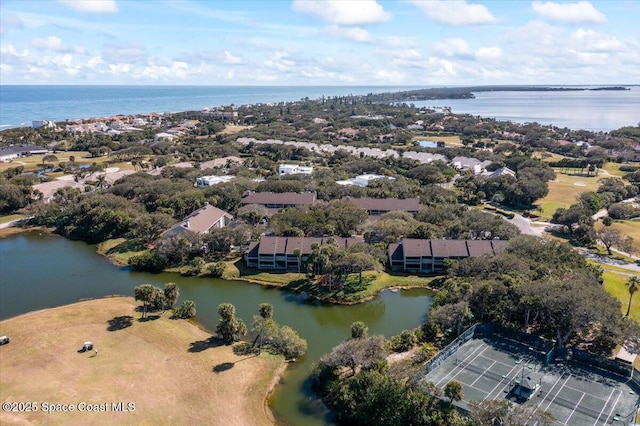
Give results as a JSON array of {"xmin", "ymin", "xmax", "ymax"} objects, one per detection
[
  {"xmin": 0, "ymin": 145, "xmax": 48, "ymax": 162},
  {"xmin": 347, "ymin": 197, "xmax": 420, "ymax": 215},
  {"xmin": 388, "ymin": 238, "xmax": 508, "ymax": 273},
  {"xmin": 164, "ymin": 203, "xmax": 232, "ymax": 236},
  {"xmin": 32, "ymin": 120, "xmax": 56, "ymax": 129},
  {"xmin": 451, "ymin": 156, "xmax": 492, "ymax": 174},
  {"xmin": 482, "ymin": 167, "xmax": 516, "ymax": 179},
  {"xmin": 199, "ymin": 156, "xmax": 243, "ymax": 170},
  {"xmin": 336, "ymin": 174, "xmax": 395, "ymax": 187},
  {"xmin": 245, "ymin": 236, "xmax": 362, "ymax": 270},
  {"xmin": 240, "ymin": 192, "xmax": 316, "ymax": 213},
  {"xmin": 195, "ymin": 175, "xmax": 235, "ymax": 187},
  {"xmin": 278, "ymin": 164, "xmax": 313, "ymax": 175},
  {"xmin": 154, "ymin": 132, "xmax": 176, "ymax": 142},
  {"xmin": 32, "ymin": 180, "xmax": 85, "ymax": 202}
]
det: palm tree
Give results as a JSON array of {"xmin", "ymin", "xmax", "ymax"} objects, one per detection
[
  {"xmin": 293, "ymin": 248, "xmax": 302, "ymax": 273},
  {"xmin": 626, "ymin": 276, "xmax": 639, "ymax": 317}
]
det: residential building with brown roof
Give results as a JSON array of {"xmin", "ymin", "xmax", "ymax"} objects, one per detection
[
  {"xmin": 245, "ymin": 236, "xmax": 362, "ymax": 270},
  {"xmin": 240, "ymin": 192, "xmax": 316, "ymax": 213},
  {"xmin": 164, "ymin": 203, "xmax": 232, "ymax": 236},
  {"xmin": 347, "ymin": 197, "xmax": 420, "ymax": 215},
  {"xmin": 388, "ymin": 238, "xmax": 507, "ymax": 273}
]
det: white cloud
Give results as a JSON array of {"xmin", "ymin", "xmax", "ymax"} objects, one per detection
[
  {"xmin": 103, "ymin": 44, "xmax": 147, "ymax": 63},
  {"xmin": 571, "ymin": 29, "xmax": 624, "ymax": 52},
  {"xmin": 1, "ymin": 44, "xmax": 29, "ymax": 57},
  {"xmin": 292, "ymin": 0, "xmax": 391, "ymax": 25},
  {"xmin": 432, "ymin": 38, "xmax": 473, "ymax": 58},
  {"xmin": 31, "ymin": 36, "xmax": 84, "ymax": 54},
  {"xmin": 409, "ymin": 0, "xmax": 497, "ymax": 26},
  {"xmin": 264, "ymin": 51, "xmax": 299, "ymax": 73},
  {"xmin": 223, "ymin": 51, "xmax": 243, "ymax": 64},
  {"xmin": 377, "ymin": 48, "xmax": 421, "ymax": 60},
  {"xmin": 325, "ymin": 25, "xmax": 373, "ymax": 43},
  {"xmin": 86, "ymin": 56, "xmax": 104, "ymax": 69},
  {"xmin": 532, "ymin": 1, "xmax": 606, "ymax": 24},
  {"xmin": 476, "ymin": 46, "xmax": 502, "ymax": 60},
  {"xmin": 56, "ymin": 0, "xmax": 118, "ymax": 14},
  {"xmin": 108, "ymin": 63, "xmax": 131, "ymax": 74},
  {"xmin": 0, "ymin": 64, "xmax": 13, "ymax": 72}
]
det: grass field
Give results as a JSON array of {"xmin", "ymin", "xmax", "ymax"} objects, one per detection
[
  {"xmin": 594, "ymin": 220, "xmax": 640, "ymax": 254},
  {"xmin": 96, "ymin": 239, "xmax": 149, "ymax": 266},
  {"xmin": 0, "ymin": 214, "xmax": 23, "ymax": 224},
  {"xmin": 0, "ymin": 297, "xmax": 283, "ymax": 426},
  {"xmin": 536, "ymin": 170, "xmax": 602, "ymax": 219},
  {"xmin": 0, "ymin": 151, "xmax": 136, "ymax": 174},
  {"xmin": 602, "ymin": 270, "xmax": 640, "ymax": 320}
]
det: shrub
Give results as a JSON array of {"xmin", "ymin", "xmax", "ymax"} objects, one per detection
[
  {"xmin": 207, "ymin": 262, "xmax": 227, "ymax": 278},
  {"xmin": 389, "ymin": 329, "xmax": 417, "ymax": 353},
  {"xmin": 173, "ymin": 300, "xmax": 196, "ymax": 319}
]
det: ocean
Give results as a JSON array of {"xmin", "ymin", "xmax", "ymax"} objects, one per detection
[
  {"xmin": 0, "ymin": 85, "xmax": 418, "ymax": 130},
  {"xmin": 1, "ymin": 85, "xmax": 638, "ymax": 132}
]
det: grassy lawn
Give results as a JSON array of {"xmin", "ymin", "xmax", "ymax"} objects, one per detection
[
  {"xmin": 221, "ymin": 124, "xmax": 253, "ymax": 135},
  {"xmin": 594, "ymin": 220, "xmax": 640, "ymax": 254},
  {"xmin": 96, "ymin": 238, "xmax": 149, "ymax": 265},
  {"xmin": 536, "ymin": 170, "xmax": 602, "ymax": 219},
  {"xmin": 602, "ymin": 270, "xmax": 640, "ymax": 321},
  {"xmin": 0, "ymin": 214, "xmax": 23, "ymax": 224},
  {"xmin": 0, "ymin": 297, "xmax": 283, "ymax": 426},
  {"xmin": 223, "ymin": 260, "xmax": 435, "ymax": 303},
  {"xmin": 602, "ymin": 162, "xmax": 633, "ymax": 177}
]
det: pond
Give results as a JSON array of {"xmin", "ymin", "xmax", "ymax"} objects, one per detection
[{"xmin": 0, "ymin": 232, "xmax": 433, "ymax": 425}]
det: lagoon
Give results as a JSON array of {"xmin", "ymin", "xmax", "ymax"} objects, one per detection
[
  {"xmin": 0, "ymin": 232, "xmax": 433, "ymax": 425},
  {"xmin": 411, "ymin": 87, "xmax": 640, "ymax": 132}
]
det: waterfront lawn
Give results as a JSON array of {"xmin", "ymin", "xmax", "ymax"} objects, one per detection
[
  {"xmin": 225, "ymin": 260, "xmax": 435, "ymax": 303},
  {"xmin": 0, "ymin": 297, "xmax": 283, "ymax": 426},
  {"xmin": 96, "ymin": 238, "xmax": 148, "ymax": 265},
  {"xmin": 224, "ymin": 260, "xmax": 307, "ymax": 285}
]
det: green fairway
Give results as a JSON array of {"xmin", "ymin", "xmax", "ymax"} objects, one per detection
[{"xmin": 537, "ymin": 170, "xmax": 601, "ymax": 219}]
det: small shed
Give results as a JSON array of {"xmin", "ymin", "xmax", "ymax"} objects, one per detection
[
  {"xmin": 615, "ymin": 345, "xmax": 637, "ymax": 367},
  {"xmin": 513, "ymin": 377, "xmax": 540, "ymax": 400}
]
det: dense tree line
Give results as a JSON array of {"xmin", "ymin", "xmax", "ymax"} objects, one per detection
[{"xmin": 424, "ymin": 236, "xmax": 637, "ymax": 353}]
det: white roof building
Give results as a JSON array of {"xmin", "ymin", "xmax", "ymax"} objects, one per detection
[
  {"xmin": 195, "ymin": 175, "xmax": 235, "ymax": 187},
  {"xmin": 336, "ymin": 174, "xmax": 395, "ymax": 187},
  {"xmin": 278, "ymin": 164, "xmax": 313, "ymax": 175}
]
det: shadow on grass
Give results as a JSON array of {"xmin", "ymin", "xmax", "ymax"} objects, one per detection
[
  {"xmin": 138, "ymin": 315, "xmax": 160, "ymax": 322},
  {"xmin": 107, "ymin": 239, "xmax": 146, "ymax": 255},
  {"xmin": 189, "ymin": 336, "xmax": 225, "ymax": 353},
  {"xmin": 107, "ymin": 315, "xmax": 133, "ymax": 331},
  {"xmin": 213, "ymin": 362, "xmax": 234, "ymax": 373}
]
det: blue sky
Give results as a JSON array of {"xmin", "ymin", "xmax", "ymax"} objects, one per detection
[{"xmin": 1, "ymin": 0, "xmax": 638, "ymax": 85}]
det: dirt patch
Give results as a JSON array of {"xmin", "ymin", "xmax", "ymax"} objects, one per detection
[{"xmin": 0, "ymin": 297, "xmax": 283, "ymax": 426}]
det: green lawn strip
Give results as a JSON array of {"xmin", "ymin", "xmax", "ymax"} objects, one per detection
[
  {"xmin": 602, "ymin": 270, "xmax": 640, "ymax": 320},
  {"xmin": 0, "ymin": 214, "xmax": 24, "ymax": 224},
  {"xmin": 224, "ymin": 260, "xmax": 435, "ymax": 303},
  {"xmin": 96, "ymin": 238, "xmax": 149, "ymax": 265}
]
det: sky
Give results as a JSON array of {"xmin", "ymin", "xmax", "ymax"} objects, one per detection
[{"xmin": 0, "ymin": 0, "xmax": 639, "ymax": 86}]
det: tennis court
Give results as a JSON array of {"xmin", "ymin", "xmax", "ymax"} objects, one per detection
[{"xmin": 424, "ymin": 336, "xmax": 639, "ymax": 425}]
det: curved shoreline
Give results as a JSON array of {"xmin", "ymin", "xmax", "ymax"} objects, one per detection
[
  {"xmin": 0, "ymin": 296, "xmax": 284, "ymax": 426},
  {"xmin": 1, "ymin": 226, "xmax": 436, "ymax": 305}
]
